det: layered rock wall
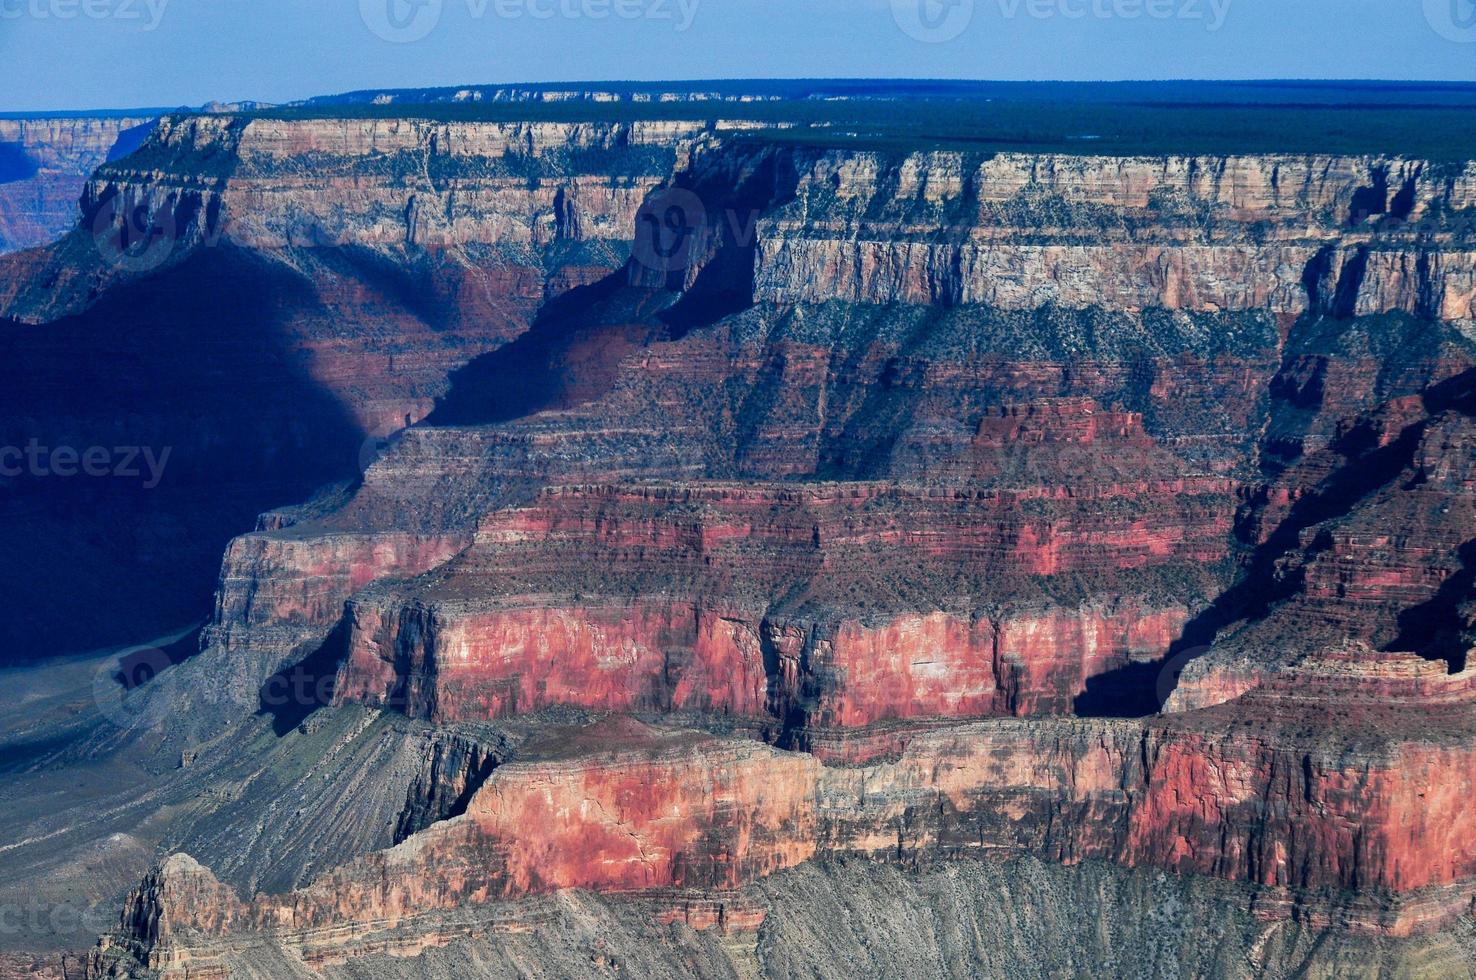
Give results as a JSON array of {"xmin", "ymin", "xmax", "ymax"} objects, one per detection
[
  {"xmin": 331, "ymin": 478, "xmax": 1228, "ymax": 729},
  {"xmin": 78, "ymin": 115, "xmax": 715, "ymax": 253},
  {"xmin": 749, "ymin": 151, "xmax": 1476, "ymax": 318},
  {"xmin": 0, "ymin": 114, "xmax": 712, "ymax": 662},
  {"xmin": 0, "ymin": 115, "xmax": 154, "ymax": 252},
  {"xmin": 88, "ymin": 688, "xmax": 1476, "ymax": 976}
]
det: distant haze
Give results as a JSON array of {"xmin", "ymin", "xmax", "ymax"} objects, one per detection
[{"xmin": 1, "ymin": 0, "xmax": 1474, "ymax": 112}]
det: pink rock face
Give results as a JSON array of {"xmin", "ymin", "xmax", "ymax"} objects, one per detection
[
  {"xmin": 784, "ymin": 614, "xmax": 1002, "ymax": 726},
  {"xmin": 100, "ymin": 687, "xmax": 1476, "ymax": 975},
  {"xmin": 338, "ymin": 600, "xmax": 1188, "ymax": 728},
  {"xmin": 1161, "ymin": 661, "xmax": 1265, "ymax": 714},
  {"xmin": 210, "ymin": 532, "xmax": 469, "ymax": 634},
  {"xmin": 988, "ymin": 605, "xmax": 1190, "ymax": 715},
  {"xmin": 121, "ymin": 855, "xmax": 248, "ymax": 943},
  {"xmin": 462, "ymin": 726, "xmax": 821, "ymax": 895},
  {"xmin": 1143, "ymin": 648, "xmax": 1476, "ymax": 906},
  {"xmin": 332, "ymin": 477, "xmax": 1225, "ymax": 728},
  {"xmin": 972, "ymin": 398, "xmax": 1154, "ymax": 449},
  {"xmin": 1125, "ymin": 730, "xmax": 1476, "ymax": 900},
  {"xmin": 316, "ymin": 707, "xmax": 1473, "ymax": 913},
  {"xmin": 336, "ymin": 600, "xmax": 771, "ymax": 722},
  {"xmin": 773, "ymin": 604, "xmax": 1190, "ymax": 727}
]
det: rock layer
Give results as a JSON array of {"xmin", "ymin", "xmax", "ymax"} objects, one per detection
[
  {"xmin": 0, "ymin": 115, "xmax": 155, "ymax": 253},
  {"xmin": 87, "ymin": 678, "xmax": 1476, "ymax": 977},
  {"xmin": 750, "ymin": 150, "xmax": 1476, "ymax": 318},
  {"xmin": 332, "ymin": 478, "xmax": 1227, "ymax": 731}
]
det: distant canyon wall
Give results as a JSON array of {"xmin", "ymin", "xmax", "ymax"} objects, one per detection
[{"xmin": 0, "ymin": 115, "xmax": 155, "ymax": 253}]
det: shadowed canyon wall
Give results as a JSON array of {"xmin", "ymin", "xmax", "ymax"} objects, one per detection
[{"xmin": 0, "ymin": 116, "xmax": 713, "ymax": 662}]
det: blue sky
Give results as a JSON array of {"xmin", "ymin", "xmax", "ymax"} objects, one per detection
[{"xmin": 2, "ymin": 0, "xmax": 1474, "ymax": 111}]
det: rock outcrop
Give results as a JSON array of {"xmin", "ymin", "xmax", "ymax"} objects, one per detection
[
  {"xmin": 750, "ymin": 151, "xmax": 1476, "ymax": 318},
  {"xmin": 0, "ymin": 115, "xmax": 155, "ymax": 253},
  {"xmin": 1169, "ymin": 366, "xmax": 1476, "ymax": 712},
  {"xmin": 331, "ymin": 476, "xmax": 1228, "ymax": 734},
  {"xmin": 87, "ymin": 672, "xmax": 1476, "ymax": 976}
]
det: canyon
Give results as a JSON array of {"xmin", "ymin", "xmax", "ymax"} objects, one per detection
[
  {"xmin": 2, "ymin": 87, "xmax": 1475, "ymax": 978},
  {"xmin": 0, "ymin": 114, "xmax": 157, "ymax": 254}
]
